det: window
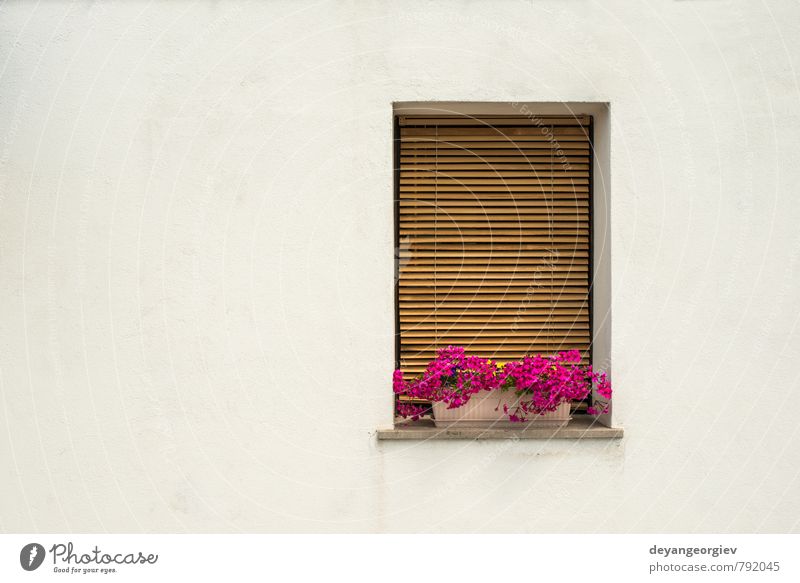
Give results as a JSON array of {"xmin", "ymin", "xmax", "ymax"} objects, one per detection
[{"xmin": 395, "ymin": 112, "xmax": 593, "ymax": 413}]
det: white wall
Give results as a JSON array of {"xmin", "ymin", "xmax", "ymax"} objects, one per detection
[{"xmin": 1, "ymin": 0, "xmax": 799, "ymax": 533}]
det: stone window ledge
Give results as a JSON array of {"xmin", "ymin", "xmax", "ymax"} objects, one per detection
[{"xmin": 376, "ymin": 416, "xmax": 623, "ymax": 440}]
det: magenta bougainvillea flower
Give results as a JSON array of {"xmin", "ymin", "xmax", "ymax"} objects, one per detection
[{"xmin": 393, "ymin": 346, "xmax": 611, "ymax": 422}]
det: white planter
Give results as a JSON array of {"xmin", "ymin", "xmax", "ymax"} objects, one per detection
[{"xmin": 432, "ymin": 391, "xmax": 571, "ymax": 428}]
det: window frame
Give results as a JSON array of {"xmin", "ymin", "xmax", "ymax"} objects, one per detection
[{"xmin": 390, "ymin": 102, "xmax": 614, "ymax": 430}]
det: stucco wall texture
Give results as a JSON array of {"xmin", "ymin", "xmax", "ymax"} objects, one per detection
[{"xmin": 1, "ymin": 0, "xmax": 799, "ymax": 533}]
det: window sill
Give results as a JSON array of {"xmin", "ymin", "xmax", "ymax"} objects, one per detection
[{"xmin": 376, "ymin": 416, "xmax": 623, "ymax": 440}]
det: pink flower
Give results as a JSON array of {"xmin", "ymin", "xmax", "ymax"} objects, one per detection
[
  {"xmin": 396, "ymin": 403, "xmax": 428, "ymax": 421},
  {"xmin": 392, "ymin": 370, "xmax": 405, "ymax": 394}
]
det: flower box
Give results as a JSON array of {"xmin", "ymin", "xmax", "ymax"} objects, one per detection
[
  {"xmin": 432, "ymin": 391, "xmax": 571, "ymax": 428},
  {"xmin": 393, "ymin": 346, "xmax": 611, "ymax": 425}
]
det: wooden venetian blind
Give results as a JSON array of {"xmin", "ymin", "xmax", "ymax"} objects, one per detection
[{"xmin": 396, "ymin": 114, "xmax": 592, "ymax": 375}]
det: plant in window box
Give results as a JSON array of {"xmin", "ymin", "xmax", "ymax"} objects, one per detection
[{"xmin": 393, "ymin": 346, "xmax": 611, "ymax": 428}]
